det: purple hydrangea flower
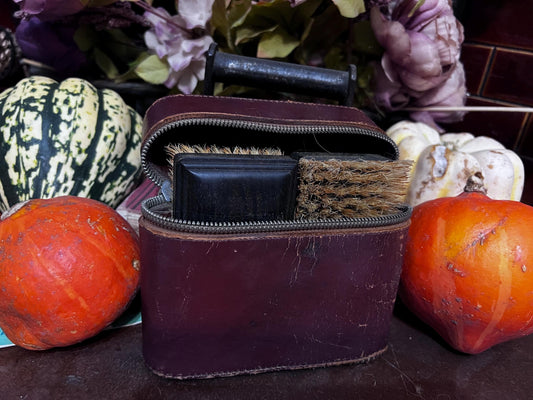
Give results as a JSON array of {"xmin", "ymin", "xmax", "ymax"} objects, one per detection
[
  {"xmin": 143, "ymin": 0, "xmax": 214, "ymax": 94},
  {"xmin": 370, "ymin": 0, "xmax": 466, "ymax": 125}
]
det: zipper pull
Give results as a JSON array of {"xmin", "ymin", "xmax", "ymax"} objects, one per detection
[{"xmin": 160, "ymin": 180, "xmax": 172, "ymax": 202}]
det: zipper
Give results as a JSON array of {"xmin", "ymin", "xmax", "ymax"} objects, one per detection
[
  {"xmin": 141, "ymin": 116, "xmax": 409, "ymax": 234},
  {"xmin": 141, "ymin": 116, "xmax": 399, "ymax": 188},
  {"xmin": 142, "ymin": 194, "xmax": 411, "ymax": 234}
]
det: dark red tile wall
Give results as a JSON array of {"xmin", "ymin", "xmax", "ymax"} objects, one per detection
[
  {"xmin": 443, "ymin": 0, "xmax": 533, "ymax": 205},
  {"xmin": 0, "ymin": 0, "xmax": 16, "ymax": 30}
]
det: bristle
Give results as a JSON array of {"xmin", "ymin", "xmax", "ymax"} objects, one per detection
[
  {"xmin": 296, "ymin": 159, "xmax": 413, "ymax": 219},
  {"xmin": 165, "ymin": 143, "xmax": 284, "ymax": 184},
  {"xmin": 165, "ymin": 143, "xmax": 283, "ymax": 159}
]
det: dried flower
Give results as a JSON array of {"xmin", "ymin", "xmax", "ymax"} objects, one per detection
[
  {"xmin": 410, "ymin": 62, "xmax": 466, "ymax": 125},
  {"xmin": 143, "ymin": 0, "xmax": 214, "ymax": 94},
  {"xmin": 370, "ymin": 0, "xmax": 466, "ymax": 125},
  {"xmin": 70, "ymin": 2, "xmax": 148, "ymax": 31}
]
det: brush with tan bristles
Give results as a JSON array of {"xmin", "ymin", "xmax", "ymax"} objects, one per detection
[{"xmin": 295, "ymin": 157, "xmax": 413, "ymax": 219}]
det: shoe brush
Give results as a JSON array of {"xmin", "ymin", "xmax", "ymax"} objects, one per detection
[
  {"xmin": 165, "ymin": 144, "xmax": 298, "ymax": 222},
  {"xmin": 293, "ymin": 153, "xmax": 413, "ymax": 219}
]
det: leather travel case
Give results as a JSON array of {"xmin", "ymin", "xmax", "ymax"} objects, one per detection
[
  {"xmin": 139, "ymin": 94, "xmax": 411, "ymax": 379},
  {"xmin": 139, "ymin": 46, "xmax": 411, "ymax": 379}
]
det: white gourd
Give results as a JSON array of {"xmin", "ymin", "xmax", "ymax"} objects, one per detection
[{"xmin": 386, "ymin": 121, "xmax": 525, "ymax": 206}]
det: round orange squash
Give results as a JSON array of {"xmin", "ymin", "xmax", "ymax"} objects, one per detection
[
  {"xmin": 0, "ymin": 196, "xmax": 140, "ymax": 350},
  {"xmin": 400, "ymin": 175, "xmax": 533, "ymax": 354}
]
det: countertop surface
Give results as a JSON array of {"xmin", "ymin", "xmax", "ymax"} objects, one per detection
[{"xmin": 2, "ymin": 303, "xmax": 533, "ymax": 400}]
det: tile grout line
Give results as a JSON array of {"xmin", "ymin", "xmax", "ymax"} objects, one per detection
[{"xmin": 477, "ymin": 44, "xmax": 495, "ymax": 98}]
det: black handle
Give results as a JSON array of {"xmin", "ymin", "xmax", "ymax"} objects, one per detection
[{"xmin": 204, "ymin": 43, "xmax": 357, "ymax": 107}]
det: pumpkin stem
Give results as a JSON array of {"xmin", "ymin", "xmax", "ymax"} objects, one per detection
[{"xmin": 464, "ymin": 172, "xmax": 488, "ymax": 194}]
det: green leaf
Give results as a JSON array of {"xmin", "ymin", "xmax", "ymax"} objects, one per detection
[
  {"xmin": 73, "ymin": 25, "xmax": 98, "ymax": 52},
  {"xmin": 95, "ymin": 29, "xmax": 141, "ymax": 62},
  {"xmin": 296, "ymin": 3, "xmax": 349, "ymax": 65},
  {"xmin": 324, "ymin": 45, "xmax": 346, "ymax": 70},
  {"xmin": 94, "ymin": 48, "xmax": 119, "ymax": 79},
  {"xmin": 234, "ymin": 0, "xmax": 291, "ymax": 27},
  {"xmin": 211, "ymin": 0, "xmax": 232, "ymax": 36},
  {"xmin": 257, "ymin": 27, "xmax": 300, "ymax": 58},
  {"xmin": 332, "ymin": 0, "xmax": 366, "ymax": 18},
  {"xmin": 291, "ymin": 0, "xmax": 323, "ymax": 44},
  {"xmin": 350, "ymin": 20, "xmax": 383, "ymax": 56},
  {"xmin": 234, "ymin": 0, "xmax": 319, "ymax": 47},
  {"xmin": 211, "ymin": 0, "xmax": 252, "ymax": 51},
  {"xmin": 235, "ymin": 23, "xmax": 278, "ymax": 45},
  {"xmin": 357, "ymin": 63, "xmax": 375, "ymax": 90},
  {"xmin": 227, "ymin": 0, "xmax": 253, "ymax": 30},
  {"xmin": 290, "ymin": 0, "xmax": 323, "ymax": 27},
  {"xmin": 134, "ymin": 54, "xmax": 169, "ymax": 85},
  {"xmin": 233, "ymin": 1, "xmax": 282, "ymax": 45}
]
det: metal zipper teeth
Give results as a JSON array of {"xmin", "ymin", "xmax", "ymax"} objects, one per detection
[
  {"xmin": 141, "ymin": 195, "xmax": 411, "ymax": 235},
  {"xmin": 141, "ymin": 116, "xmax": 408, "ymax": 234},
  {"xmin": 141, "ymin": 117, "xmax": 399, "ymax": 187}
]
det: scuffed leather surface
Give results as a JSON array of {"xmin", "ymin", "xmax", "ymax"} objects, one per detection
[
  {"xmin": 140, "ymin": 218, "xmax": 410, "ymax": 379},
  {"xmin": 142, "ymin": 95, "xmax": 384, "ymax": 142}
]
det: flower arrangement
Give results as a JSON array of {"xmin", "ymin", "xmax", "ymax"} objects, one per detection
[{"xmin": 8, "ymin": 0, "xmax": 466, "ymax": 127}]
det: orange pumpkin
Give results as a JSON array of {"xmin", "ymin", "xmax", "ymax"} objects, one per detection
[
  {"xmin": 400, "ymin": 174, "xmax": 533, "ymax": 354},
  {"xmin": 0, "ymin": 196, "xmax": 140, "ymax": 350}
]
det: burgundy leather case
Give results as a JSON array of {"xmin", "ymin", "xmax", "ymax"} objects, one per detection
[{"xmin": 139, "ymin": 95, "xmax": 411, "ymax": 379}]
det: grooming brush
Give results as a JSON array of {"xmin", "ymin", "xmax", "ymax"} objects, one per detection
[
  {"xmin": 165, "ymin": 144, "xmax": 298, "ymax": 222},
  {"xmin": 293, "ymin": 153, "xmax": 413, "ymax": 219}
]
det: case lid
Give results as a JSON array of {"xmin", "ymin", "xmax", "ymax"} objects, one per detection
[{"xmin": 141, "ymin": 94, "xmax": 399, "ymax": 191}]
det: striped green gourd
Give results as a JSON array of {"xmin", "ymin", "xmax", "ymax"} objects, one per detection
[{"xmin": 0, "ymin": 76, "xmax": 143, "ymax": 211}]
